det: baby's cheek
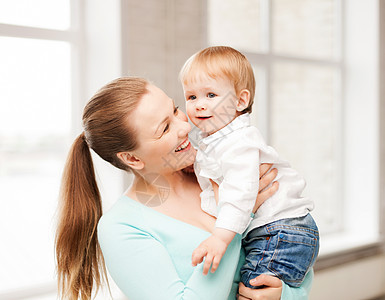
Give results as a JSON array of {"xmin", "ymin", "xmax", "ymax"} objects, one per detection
[{"xmin": 186, "ymin": 106, "xmax": 194, "ymax": 120}]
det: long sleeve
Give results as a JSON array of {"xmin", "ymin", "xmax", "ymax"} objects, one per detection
[
  {"xmin": 98, "ymin": 198, "xmax": 242, "ymax": 300},
  {"xmin": 194, "ymin": 161, "xmax": 218, "ymax": 217},
  {"xmin": 215, "ymin": 132, "xmax": 261, "ymax": 234}
]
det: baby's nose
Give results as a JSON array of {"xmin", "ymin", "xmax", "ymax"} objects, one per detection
[{"xmin": 196, "ymin": 101, "xmax": 207, "ymax": 111}]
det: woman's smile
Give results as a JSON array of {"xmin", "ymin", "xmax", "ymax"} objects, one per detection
[{"xmin": 175, "ymin": 138, "xmax": 191, "ymax": 152}]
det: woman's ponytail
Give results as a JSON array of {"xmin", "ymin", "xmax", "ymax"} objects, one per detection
[
  {"xmin": 55, "ymin": 77, "xmax": 148, "ymax": 299},
  {"xmin": 55, "ymin": 133, "xmax": 107, "ymax": 300}
]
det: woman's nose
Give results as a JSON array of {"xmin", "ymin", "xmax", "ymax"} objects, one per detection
[{"xmin": 177, "ymin": 118, "xmax": 191, "ymax": 137}]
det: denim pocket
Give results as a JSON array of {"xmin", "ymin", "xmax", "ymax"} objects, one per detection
[{"xmin": 267, "ymin": 231, "xmax": 318, "ymax": 286}]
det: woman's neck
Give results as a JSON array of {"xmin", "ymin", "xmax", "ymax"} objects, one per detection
[{"xmin": 126, "ymin": 169, "xmax": 197, "ymax": 206}]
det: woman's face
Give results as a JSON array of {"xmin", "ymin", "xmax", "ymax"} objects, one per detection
[{"xmin": 129, "ymin": 84, "xmax": 196, "ymax": 174}]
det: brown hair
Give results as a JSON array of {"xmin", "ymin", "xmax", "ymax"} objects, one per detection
[
  {"xmin": 55, "ymin": 77, "xmax": 148, "ymax": 299},
  {"xmin": 179, "ymin": 46, "xmax": 256, "ymax": 113}
]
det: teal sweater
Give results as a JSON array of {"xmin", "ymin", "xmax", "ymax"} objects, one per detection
[{"xmin": 98, "ymin": 196, "xmax": 313, "ymax": 299}]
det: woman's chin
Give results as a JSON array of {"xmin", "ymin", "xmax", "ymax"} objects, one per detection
[
  {"xmin": 176, "ymin": 154, "xmax": 196, "ymax": 173},
  {"xmin": 181, "ymin": 164, "xmax": 195, "ymax": 174}
]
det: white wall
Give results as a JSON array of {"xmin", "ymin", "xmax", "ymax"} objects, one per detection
[
  {"xmin": 121, "ymin": 0, "xmax": 206, "ymax": 108},
  {"xmin": 311, "ymin": 254, "xmax": 385, "ymax": 300}
]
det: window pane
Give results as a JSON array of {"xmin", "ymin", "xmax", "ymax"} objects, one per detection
[
  {"xmin": 271, "ymin": 62, "xmax": 340, "ymax": 234},
  {"xmin": 0, "ymin": 37, "xmax": 71, "ymax": 291},
  {"xmin": 249, "ymin": 65, "xmax": 266, "ymax": 133},
  {"xmin": 272, "ymin": 0, "xmax": 337, "ymax": 59},
  {"xmin": 208, "ymin": 0, "xmax": 263, "ymax": 52},
  {"xmin": 0, "ymin": 0, "xmax": 70, "ymax": 30}
]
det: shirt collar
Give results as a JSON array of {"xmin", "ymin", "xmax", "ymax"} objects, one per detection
[{"xmin": 200, "ymin": 113, "xmax": 251, "ymax": 145}]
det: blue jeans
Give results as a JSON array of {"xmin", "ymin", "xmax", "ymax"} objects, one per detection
[{"xmin": 240, "ymin": 214, "xmax": 319, "ymax": 288}]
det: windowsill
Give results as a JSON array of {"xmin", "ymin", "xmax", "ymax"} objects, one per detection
[{"xmin": 314, "ymin": 232, "xmax": 385, "ymax": 271}]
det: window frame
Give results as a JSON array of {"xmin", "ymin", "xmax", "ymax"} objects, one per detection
[{"xmin": 0, "ymin": 0, "xmax": 84, "ymax": 298}]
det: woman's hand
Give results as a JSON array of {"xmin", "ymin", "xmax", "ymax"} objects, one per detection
[
  {"xmin": 237, "ymin": 274, "xmax": 282, "ymax": 300},
  {"xmin": 253, "ymin": 164, "xmax": 279, "ymax": 213}
]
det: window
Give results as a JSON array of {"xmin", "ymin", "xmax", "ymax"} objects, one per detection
[
  {"xmin": 208, "ymin": 0, "xmax": 381, "ymax": 256},
  {"xmin": 0, "ymin": 0, "xmax": 82, "ymax": 298}
]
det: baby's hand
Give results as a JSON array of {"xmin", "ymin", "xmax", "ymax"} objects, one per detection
[{"xmin": 191, "ymin": 235, "xmax": 228, "ymax": 275}]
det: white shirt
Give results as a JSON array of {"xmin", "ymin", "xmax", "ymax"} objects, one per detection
[{"xmin": 192, "ymin": 113, "xmax": 314, "ymax": 236}]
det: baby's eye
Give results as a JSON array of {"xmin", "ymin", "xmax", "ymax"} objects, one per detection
[
  {"xmin": 207, "ymin": 93, "xmax": 216, "ymax": 98},
  {"xmin": 188, "ymin": 95, "xmax": 196, "ymax": 100}
]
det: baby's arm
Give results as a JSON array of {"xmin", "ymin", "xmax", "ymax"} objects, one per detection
[
  {"xmin": 192, "ymin": 164, "xmax": 279, "ymax": 276},
  {"xmin": 191, "ymin": 227, "xmax": 236, "ymax": 275},
  {"xmin": 193, "ymin": 131, "xmax": 262, "ymax": 274}
]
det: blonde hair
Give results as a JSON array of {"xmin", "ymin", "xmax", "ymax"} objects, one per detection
[
  {"xmin": 55, "ymin": 77, "xmax": 148, "ymax": 299},
  {"xmin": 179, "ymin": 46, "xmax": 256, "ymax": 113}
]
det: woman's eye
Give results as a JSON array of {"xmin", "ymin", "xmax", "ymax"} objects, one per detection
[
  {"xmin": 207, "ymin": 93, "xmax": 216, "ymax": 98},
  {"xmin": 163, "ymin": 124, "xmax": 169, "ymax": 133},
  {"xmin": 188, "ymin": 95, "xmax": 196, "ymax": 100},
  {"xmin": 161, "ymin": 106, "xmax": 178, "ymax": 136}
]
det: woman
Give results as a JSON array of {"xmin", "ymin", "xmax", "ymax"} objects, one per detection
[{"xmin": 55, "ymin": 77, "xmax": 313, "ymax": 299}]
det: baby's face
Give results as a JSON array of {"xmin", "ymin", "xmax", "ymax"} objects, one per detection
[{"xmin": 183, "ymin": 76, "xmax": 240, "ymax": 135}]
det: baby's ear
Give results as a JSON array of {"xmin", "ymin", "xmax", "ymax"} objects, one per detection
[
  {"xmin": 116, "ymin": 152, "xmax": 144, "ymax": 170},
  {"xmin": 236, "ymin": 89, "xmax": 250, "ymax": 112}
]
